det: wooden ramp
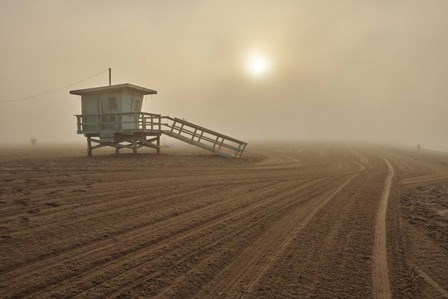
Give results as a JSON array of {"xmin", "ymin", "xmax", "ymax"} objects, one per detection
[{"xmin": 162, "ymin": 117, "xmax": 247, "ymax": 158}]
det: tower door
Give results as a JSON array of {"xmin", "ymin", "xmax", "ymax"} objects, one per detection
[{"xmin": 121, "ymin": 94, "xmax": 138, "ymax": 130}]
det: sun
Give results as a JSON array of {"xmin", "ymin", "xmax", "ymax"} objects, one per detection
[{"xmin": 246, "ymin": 53, "xmax": 270, "ymax": 78}]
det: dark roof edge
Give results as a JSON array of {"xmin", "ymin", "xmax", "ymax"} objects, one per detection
[{"xmin": 70, "ymin": 83, "xmax": 157, "ymax": 95}]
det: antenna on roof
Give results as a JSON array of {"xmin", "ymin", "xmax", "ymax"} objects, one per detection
[{"xmin": 109, "ymin": 68, "xmax": 112, "ymax": 86}]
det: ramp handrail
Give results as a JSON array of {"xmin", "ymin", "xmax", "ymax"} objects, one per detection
[
  {"xmin": 161, "ymin": 116, "xmax": 247, "ymax": 158},
  {"xmin": 162, "ymin": 117, "xmax": 246, "ymax": 144}
]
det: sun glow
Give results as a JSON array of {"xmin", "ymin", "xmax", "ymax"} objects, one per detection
[{"xmin": 247, "ymin": 53, "xmax": 270, "ymax": 78}]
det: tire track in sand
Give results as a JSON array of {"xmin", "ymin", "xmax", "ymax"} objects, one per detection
[
  {"xmin": 372, "ymin": 158, "xmax": 393, "ymax": 299},
  {"xmin": 412, "ymin": 263, "xmax": 448, "ymax": 298},
  {"xmin": 99, "ymin": 178, "xmax": 339, "ymax": 299},
  {"xmin": 18, "ymin": 180, "xmax": 319, "ymax": 298},
  {"xmin": 2, "ymin": 181, "xmax": 277, "ymax": 297},
  {"xmin": 196, "ymin": 173, "xmax": 359, "ymax": 298},
  {"xmin": 243, "ymin": 173, "xmax": 359, "ymax": 296}
]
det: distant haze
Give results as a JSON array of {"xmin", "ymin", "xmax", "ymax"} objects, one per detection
[{"xmin": 1, "ymin": 0, "xmax": 447, "ymax": 149}]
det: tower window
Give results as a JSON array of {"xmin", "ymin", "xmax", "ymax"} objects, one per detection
[
  {"xmin": 134, "ymin": 99, "xmax": 141, "ymax": 111},
  {"xmin": 108, "ymin": 98, "xmax": 117, "ymax": 110}
]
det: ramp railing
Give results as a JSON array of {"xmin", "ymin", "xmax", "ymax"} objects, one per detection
[{"xmin": 161, "ymin": 117, "xmax": 247, "ymax": 158}]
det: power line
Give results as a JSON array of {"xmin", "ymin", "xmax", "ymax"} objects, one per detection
[{"xmin": 0, "ymin": 68, "xmax": 109, "ymax": 104}]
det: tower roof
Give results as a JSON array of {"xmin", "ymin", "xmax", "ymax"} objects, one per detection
[{"xmin": 70, "ymin": 83, "xmax": 157, "ymax": 96}]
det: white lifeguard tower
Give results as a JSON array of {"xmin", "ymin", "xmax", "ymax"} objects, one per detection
[{"xmin": 71, "ymin": 71, "xmax": 247, "ymax": 158}]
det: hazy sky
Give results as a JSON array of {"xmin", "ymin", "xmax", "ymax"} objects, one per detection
[{"xmin": 1, "ymin": 0, "xmax": 447, "ymax": 148}]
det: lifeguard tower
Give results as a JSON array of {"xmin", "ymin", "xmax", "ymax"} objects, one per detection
[{"xmin": 71, "ymin": 72, "xmax": 247, "ymax": 158}]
